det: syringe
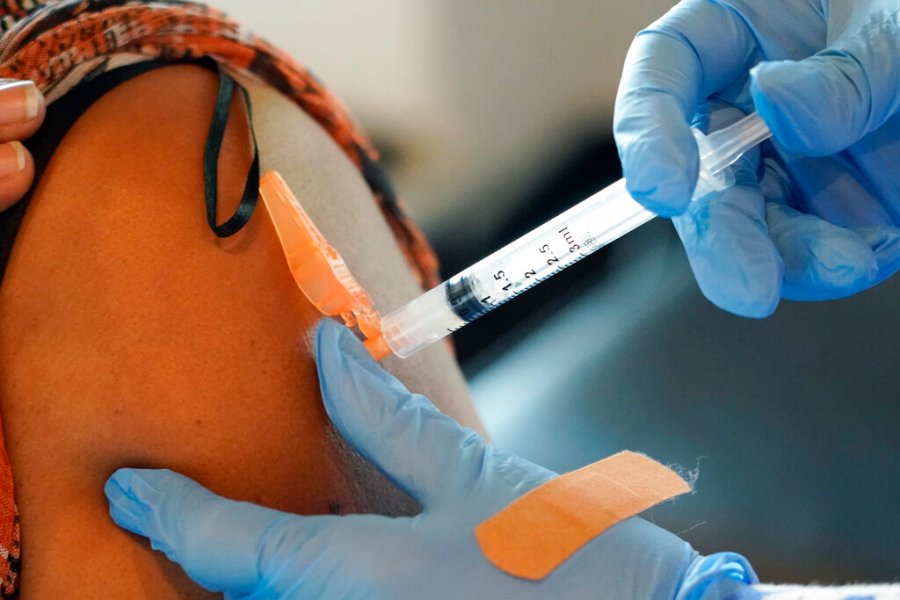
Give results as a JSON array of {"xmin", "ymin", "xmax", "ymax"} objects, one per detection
[{"xmin": 379, "ymin": 113, "xmax": 772, "ymax": 358}]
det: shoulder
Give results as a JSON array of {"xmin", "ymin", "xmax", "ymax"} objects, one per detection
[{"xmin": 15, "ymin": 60, "xmax": 481, "ymax": 429}]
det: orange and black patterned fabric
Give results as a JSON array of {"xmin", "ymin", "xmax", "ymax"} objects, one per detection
[{"xmin": 0, "ymin": 1, "xmax": 441, "ymax": 595}]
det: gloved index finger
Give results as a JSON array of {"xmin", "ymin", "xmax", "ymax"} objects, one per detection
[
  {"xmin": 316, "ymin": 319, "xmax": 493, "ymax": 508},
  {"xmin": 105, "ymin": 468, "xmax": 335, "ymax": 597},
  {"xmin": 614, "ymin": 0, "xmax": 759, "ymax": 216}
]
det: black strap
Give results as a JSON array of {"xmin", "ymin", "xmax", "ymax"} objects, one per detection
[
  {"xmin": 203, "ymin": 62, "xmax": 261, "ymax": 238},
  {"xmin": 1, "ymin": 59, "xmax": 263, "ymax": 287}
]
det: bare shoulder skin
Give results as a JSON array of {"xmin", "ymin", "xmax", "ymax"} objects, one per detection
[{"xmin": 0, "ymin": 64, "xmax": 481, "ymax": 598}]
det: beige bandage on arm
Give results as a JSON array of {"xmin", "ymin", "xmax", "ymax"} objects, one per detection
[{"xmin": 475, "ymin": 451, "xmax": 692, "ymax": 580}]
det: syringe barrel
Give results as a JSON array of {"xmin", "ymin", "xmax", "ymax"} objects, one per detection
[
  {"xmin": 382, "ymin": 179, "xmax": 654, "ymax": 358},
  {"xmin": 381, "ymin": 284, "xmax": 466, "ymax": 358},
  {"xmin": 381, "ymin": 115, "xmax": 771, "ymax": 359}
]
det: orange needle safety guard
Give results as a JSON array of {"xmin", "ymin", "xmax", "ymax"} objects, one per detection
[{"xmin": 259, "ymin": 171, "xmax": 391, "ymax": 360}]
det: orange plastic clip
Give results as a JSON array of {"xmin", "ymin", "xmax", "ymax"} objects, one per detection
[{"xmin": 259, "ymin": 171, "xmax": 391, "ymax": 360}]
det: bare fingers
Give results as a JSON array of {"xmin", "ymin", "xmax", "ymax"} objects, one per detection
[{"xmin": 0, "ymin": 79, "xmax": 46, "ymax": 211}]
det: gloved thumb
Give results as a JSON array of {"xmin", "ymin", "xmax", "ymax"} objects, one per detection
[
  {"xmin": 105, "ymin": 468, "xmax": 327, "ymax": 596},
  {"xmin": 750, "ymin": 14, "xmax": 900, "ymax": 156}
]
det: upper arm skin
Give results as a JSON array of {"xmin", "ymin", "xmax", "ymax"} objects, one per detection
[
  {"xmin": 239, "ymin": 69, "xmax": 482, "ymax": 432},
  {"xmin": 0, "ymin": 65, "xmax": 481, "ymax": 598}
]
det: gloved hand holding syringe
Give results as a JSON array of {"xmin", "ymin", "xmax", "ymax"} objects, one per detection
[{"xmin": 261, "ymin": 113, "xmax": 772, "ymax": 360}]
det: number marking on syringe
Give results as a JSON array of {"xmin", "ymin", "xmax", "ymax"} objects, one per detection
[
  {"xmin": 559, "ymin": 227, "xmax": 581, "ymax": 254},
  {"xmin": 494, "ymin": 270, "xmax": 513, "ymax": 293},
  {"xmin": 540, "ymin": 244, "xmax": 560, "ymax": 267},
  {"xmin": 442, "ymin": 225, "xmax": 607, "ymax": 331}
]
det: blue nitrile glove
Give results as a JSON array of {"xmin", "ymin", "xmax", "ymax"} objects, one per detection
[
  {"xmin": 614, "ymin": 0, "xmax": 900, "ymax": 317},
  {"xmin": 104, "ymin": 319, "xmax": 756, "ymax": 599}
]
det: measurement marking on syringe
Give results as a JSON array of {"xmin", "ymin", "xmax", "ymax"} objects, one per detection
[
  {"xmin": 494, "ymin": 270, "xmax": 513, "ymax": 292},
  {"xmin": 559, "ymin": 226, "xmax": 581, "ymax": 254}
]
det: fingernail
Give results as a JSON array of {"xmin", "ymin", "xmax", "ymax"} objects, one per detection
[
  {"xmin": 0, "ymin": 141, "xmax": 26, "ymax": 178},
  {"xmin": 0, "ymin": 80, "xmax": 40, "ymax": 122}
]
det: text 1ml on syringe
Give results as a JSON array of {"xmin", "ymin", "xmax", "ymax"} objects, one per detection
[{"xmin": 380, "ymin": 113, "xmax": 772, "ymax": 358}]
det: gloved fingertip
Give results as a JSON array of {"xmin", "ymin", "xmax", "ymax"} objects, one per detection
[
  {"xmin": 104, "ymin": 472, "xmax": 127, "ymax": 504},
  {"xmin": 749, "ymin": 62, "xmax": 803, "ymax": 153},
  {"xmin": 629, "ymin": 189, "xmax": 692, "ymax": 218},
  {"xmin": 105, "ymin": 468, "xmax": 177, "ymax": 540},
  {"xmin": 731, "ymin": 295, "xmax": 779, "ymax": 319},
  {"xmin": 622, "ymin": 134, "xmax": 698, "ymax": 217},
  {"xmin": 315, "ymin": 318, "xmax": 421, "ymax": 440},
  {"xmin": 859, "ymin": 227, "xmax": 900, "ymax": 286},
  {"xmin": 316, "ymin": 319, "xmax": 374, "ymax": 412},
  {"xmin": 105, "ymin": 468, "xmax": 133, "ymax": 502},
  {"xmin": 315, "ymin": 318, "xmax": 373, "ymax": 369},
  {"xmin": 769, "ymin": 204, "xmax": 879, "ymax": 300},
  {"xmin": 701, "ymin": 275, "xmax": 781, "ymax": 320},
  {"xmin": 780, "ymin": 253, "xmax": 878, "ymax": 301},
  {"xmin": 714, "ymin": 255, "xmax": 782, "ymax": 319},
  {"xmin": 315, "ymin": 319, "xmax": 356, "ymax": 433},
  {"xmin": 688, "ymin": 250, "xmax": 782, "ymax": 318},
  {"xmin": 674, "ymin": 189, "xmax": 783, "ymax": 319},
  {"xmin": 106, "ymin": 468, "xmax": 154, "ymax": 506},
  {"xmin": 750, "ymin": 59, "xmax": 861, "ymax": 156},
  {"xmin": 105, "ymin": 473, "xmax": 148, "ymax": 535}
]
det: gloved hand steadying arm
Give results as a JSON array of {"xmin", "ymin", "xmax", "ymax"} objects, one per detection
[
  {"xmin": 614, "ymin": 0, "xmax": 900, "ymax": 317},
  {"xmin": 104, "ymin": 319, "xmax": 754, "ymax": 599}
]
